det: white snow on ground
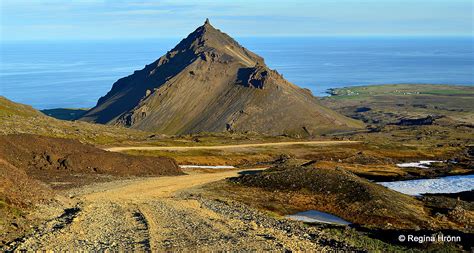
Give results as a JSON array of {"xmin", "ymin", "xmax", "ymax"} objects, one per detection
[
  {"xmin": 379, "ymin": 175, "xmax": 474, "ymax": 196},
  {"xmin": 179, "ymin": 165, "xmax": 236, "ymax": 169},
  {"xmin": 396, "ymin": 160, "xmax": 443, "ymax": 169}
]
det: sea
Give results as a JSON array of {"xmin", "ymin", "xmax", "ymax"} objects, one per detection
[{"xmin": 1, "ymin": 36, "xmax": 473, "ymax": 109}]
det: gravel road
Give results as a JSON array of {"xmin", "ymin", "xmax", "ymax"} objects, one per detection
[
  {"xmin": 104, "ymin": 140, "xmax": 359, "ymax": 152},
  {"xmin": 7, "ymin": 169, "xmax": 357, "ymax": 251}
]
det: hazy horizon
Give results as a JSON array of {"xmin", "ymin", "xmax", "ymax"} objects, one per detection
[
  {"xmin": 1, "ymin": 0, "xmax": 472, "ymax": 42},
  {"xmin": 2, "ymin": 34, "xmax": 474, "ymax": 44}
]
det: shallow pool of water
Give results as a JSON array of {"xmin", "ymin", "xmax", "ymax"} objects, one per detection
[
  {"xmin": 286, "ymin": 210, "xmax": 351, "ymax": 225},
  {"xmin": 379, "ymin": 174, "xmax": 474, "ymax": 196}
]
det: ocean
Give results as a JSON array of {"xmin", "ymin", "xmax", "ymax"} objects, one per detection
[{"xmin": 1, "ymin": 36, "xmax": 473, "ymax": 109}]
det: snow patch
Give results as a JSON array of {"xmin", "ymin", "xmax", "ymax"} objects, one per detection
[
  {"xmin": 379, "ymin": 175, "xmax": 474, "ymax": 196},
  {"xmin": 179, "ymin": 165, "xmax": 235, "ymax": 169},
  {"xmin": 396, "ymin": 160, "xmax": 443, "ymax": 169}
]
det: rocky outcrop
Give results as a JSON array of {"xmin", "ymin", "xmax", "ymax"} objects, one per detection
[
  {"xmin": 397, "ymin": 116, "xmax": 435, "ymax": 126},
  {"xmin": 236, "ymin": 65, "xmax": 272, "ymax": 89}
]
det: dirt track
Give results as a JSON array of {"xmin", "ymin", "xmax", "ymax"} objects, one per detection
[
  {"xmin": 11, "ymin": 169, "xmax": 349, "ymax": 251},
  {"xmin": 104, "ymin": 140, "xmax": 359, "ymax": 152}
]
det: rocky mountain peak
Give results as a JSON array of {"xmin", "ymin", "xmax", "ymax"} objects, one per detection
[{"xmin": 80, "ymin": 21, "xmax": 363, "ymax": 135}]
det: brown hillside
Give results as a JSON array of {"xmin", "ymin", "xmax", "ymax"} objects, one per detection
[
  {"xmin": 229, "ymin": 164, "xmax": 436, "ymax": 229},
  {"xmin": 80, "ymin": 20, "xmax": 363, "ymax": 135},
  {"xmin": 0, "ymin": 134, "xmax": 183, "ymax": 185},
  {"xmin": 0, "ymin": 158, "xmax": 56, "ymax": 244},
  {"xmin": 0, "ymin": 159, "xmax": 54, "ymax": 212}
]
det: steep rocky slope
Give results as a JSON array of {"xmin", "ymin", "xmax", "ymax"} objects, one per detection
[{"xmin": 80, "ymin": 20, "xmax": 363, "ymax": 135}]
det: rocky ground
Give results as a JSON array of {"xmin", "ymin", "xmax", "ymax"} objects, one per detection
[
  {"xmin": 2, "ymin": 170, "xmax": 358, "ymax": 251},
  {"xmin": 1, "ymin": 84, "xmax": 473, "ymax": 251},
  {"xmin": 0, "ymin": 134, "xmax": 182, "ymax": 247}
]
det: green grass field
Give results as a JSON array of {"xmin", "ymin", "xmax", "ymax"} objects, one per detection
[{"xmin": 322, "ymin": 84, "xmax": 474, "ymax": 125}]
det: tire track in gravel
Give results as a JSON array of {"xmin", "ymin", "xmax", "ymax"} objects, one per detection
[
  {"xmin": 131, "ymin": 208, "xmax": 152, "ymax": 251},
  {"xmin": 136, "ymin": 205, "xmax": 160, "ymax": 251},
  {"xmin": 12, "ymin": 201, "xmax": 154, "ymax": 251}
]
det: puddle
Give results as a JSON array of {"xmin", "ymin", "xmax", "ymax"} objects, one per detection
[
  {"xmin": 379, "ymin": 174, "xmax": 474, "ymax": 196},
  {"xmin": 286, "ymin": 210, "xmax": 351, "ymax": 225}
]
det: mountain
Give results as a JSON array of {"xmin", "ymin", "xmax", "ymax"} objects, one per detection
[{"xmin": 80, "ymin": 19, "xmax": 363, "ymax": 135}]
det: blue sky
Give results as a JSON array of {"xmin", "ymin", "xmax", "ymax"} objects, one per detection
[{"xmin": 1, "ymin": 0, "xmax": 473, "ymax": 41}]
